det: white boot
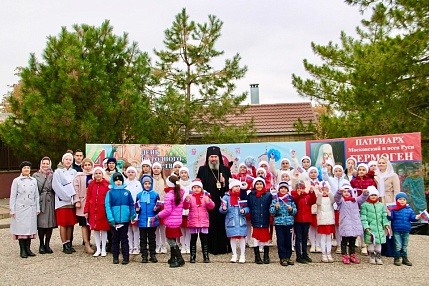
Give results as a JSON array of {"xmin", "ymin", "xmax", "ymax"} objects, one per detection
[{"xmin": 230, "ymin": 254, "xmax": 237, "ymax": 263}]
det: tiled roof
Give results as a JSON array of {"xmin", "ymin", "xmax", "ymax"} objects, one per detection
[{"xmin": 226, "ymin": 102, "xmax": 316, "ymax": 133}]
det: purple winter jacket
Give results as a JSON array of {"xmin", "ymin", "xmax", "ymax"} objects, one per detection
[
  {"xmin": 157, "ymin": 188, "xmax": 184, "ymax": 228},
  {"xmin": 334, "ymin": 190, "xmax": 369, "ymax": 237}
]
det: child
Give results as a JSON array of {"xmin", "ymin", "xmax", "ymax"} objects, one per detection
[
  {"xmin": 73, "ymin": 158, "xmax": 95, "ymax": 254},
  {"xmin": 360, "ymin": 186, "xmax": 390, "ymax": 265},
  {"xmin": 350, "ymin": 163, "xmax": 376, "ymax": 255},
  {"xmin": 136, "ymin": 175, "xmax": 160, "ymax": 263},
  {"xmin": 270, "ymin": 156, "xmax": 293, "ymax": 185},
  {"xmin": 291, "ymin": 180, "xmax": 316, "ymax": 263},
  {"xmin": 172, "ymin": 161, "xmax": 184, "ymax": 176},
  {"xmin": 307, "ymin": 166, "xmax": 322, "ymax": 253},
  {"xmin": 258, "ymin": 161, "xmax": 273, "ymax": 190},
  {"xmin": 139, "ymin": 159, "xmax": 152, "ymax": 179},
  {"xmin": 232, "ymin": 162, "xmax": 255, "ymax": 191},
  {"xmin": 316, "ymin": 181, "xmax": 335, "ymax": 263},
  {"xmin": 184, "ymin": 179, "xmax": 215, "ymax": 263},
  {"xmin": 334, "ymin": 183, "xmax": 369, "ymax": 264},
  {"xmin": 84, "ymin": 167, "xmax": 110, "ymax": 257},
  {"xmin": 178, "ymin": 166, "xmax": 192, "ymax": 254},
  {"xmin": 220, "ymin": 179, "xmax": 249, "ymax": 263},
  {"xmin": 10, "ymin": 161, "xmax": 40, "ymax": 258},
  {"xmin": 156, "ymin": 175, "xmax": 185, "ymax": 268},
  {"xmin": 256, "ymin": 167, "xmax": 271, "ymax": 190},
  {"xmin": 151, "ymin": 162, "xmax": 167, "ymax": 254},
  {"xmin": 125, "ymin": 166, "xmax": 142, "ymax": 255},
  {"xmin": 105, "ymin": 172, "xmax": 136, "ymax": 264},
  {"xmin": 387, "ymin": 192, "xmax": 420, "ymax": 266},
  {"xmin": 270, "ymin": 181, "xmax": 296, "ymax": 266},
  {"xmin": 247, "ymin": 177, "xmax": 272, "ymax": 264}
]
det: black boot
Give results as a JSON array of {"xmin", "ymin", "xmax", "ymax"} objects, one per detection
[
  {"xmin": 149, "ymin": 254, "xmax": 158, "ymax": 263},
  {"xmin": 174, "ymin": 246, "xmax": 185, "ymax": 266},
  {"xmin": 141, "ymin": 255, "xmax": 148, "ymax": 263},
  {"xmin": 190, "ymin": 245, "xmax": 197, "ymax": 263},
  {"xmin": 402, "ymin": 256, "xmax": 412, "ymax": 266},
  {"xmin": 62, "ymin": 242, "xmax": 73, "ymax": 254},
  {"xmin": 19, "ymin": 239, "xmax": 28, "ymax": 258},
  {"xmin": 202, "ymin": 244, "xmax": 210, "ymax": 263},
  {"xmin": 394, "ymin": 257, "xmax": 401, "ymax": 266},
  {"xmin": 39, "ymin": 242, "xmax": 46, "ymax": 254},
  {"xmin": 26, "ymin": 239, "xmax": 36, "ymax": 257},
  {"xmin": 254, "ymin": 247, "xmax": 263, "ymax": 264},
  {"xmin": 169, "ymin": 246, "xmax": 185, "ymax": 268},
  {"xmin": 168, "ymin": 247, "xmax": 175, "ymax": 265},
  {"xmin": 68, "ymin": 241, "xmax": 76, "ymax": 253},
  {"xmin": 263, "ymin": 246, "xmax": 270, "ymax": 264}
]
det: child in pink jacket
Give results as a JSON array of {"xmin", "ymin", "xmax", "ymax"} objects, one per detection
[
  {"xmin": 156, "ymin": 175, "xmax": 185, "ymax": 268},
  {"xmin": 183, "ymin": 179, "xmax": 215, "ymax": 263}
]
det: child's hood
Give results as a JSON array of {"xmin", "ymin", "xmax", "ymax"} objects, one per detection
[
  {"xmin": 140, "ymin": 174, "xmax": 154, "ymax": 192},
  {"xmin": 110, "ymin": 172, "xmax": 126, "ymax": 189}
]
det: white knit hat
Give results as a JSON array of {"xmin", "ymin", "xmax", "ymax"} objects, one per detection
[
  {"xmin": 256, "ymin": 167, "xmax": 266, "ymax": 177},
  {"xmin": 191, "ymin": 179, "xmax": 203, "ymax": 189},
  {"xmin": 357, "ymin": 163, "xmax": 368, "ymax": 172},
  {"xmin": 152, "ymin": 162, "xmax": 162, "ymax": 169},
  {"xmin": 253, "ymin": 177, "xmax": 266, "ymax": 188},
  {"xmin": 229, "ymin": 179, "xmax": 241, "ymax": 189},
  {"xmin": 141, "ymin": 159, "xmax": 152, "ymax": 167},
  {"xmin": 367, "ymin": 186, "xmax": 379, "ymax": 197}
]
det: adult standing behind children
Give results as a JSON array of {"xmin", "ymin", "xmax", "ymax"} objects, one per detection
[
  {"xmin": 197, "ymin": 146, "xmax": 231, "ymax": 255},
  {"xmin": 33, "ymin": 156, "xmax": 56, "ymax": 254},
  {"xmin": 10, "ymin": 161, "xmax": 40, "ymax": 258}
]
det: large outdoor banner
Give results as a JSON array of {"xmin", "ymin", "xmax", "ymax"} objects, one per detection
[{"xmin": 86, "ymin": 132, "xmax": 425, "ymax": 213}]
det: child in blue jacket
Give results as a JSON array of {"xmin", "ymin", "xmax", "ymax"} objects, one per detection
[
  {"xmin": 220, "ymin": 178, "xmax": 249, "ymax": 264},
  {"xmin": 270, "ymin": 181, "xmax": 297, "ymax": 266},
  {"xmin": 136, "ymin": 175, "xmax": 160, "ymax": 263},
  {"xmin": 105, "ymin": 172, "xmax": 136, "ymax": 265},
  {"xmin": 387, "ymin": 192, "xmax": 420, "ymax": 266},
  {"xmin": 247, "ymin": 177, "xmax": 272, "ymax": 264}
]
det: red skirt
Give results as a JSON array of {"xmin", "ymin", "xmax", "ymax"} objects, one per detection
[
  {"xmin": 252, "ymin": 227, "xmax": 270, "ymax": 243},
  {"xmin": 317, "ymin": 224, "xmax": 336, "ymax": 234},
  {"xmin": 181, "ymin": 215, "xmax": 188, "ymax": 228},
  {"xmin": 56, "ymin": 208, "xmax": 78, "ymax": 226},
  {"xmin": 311, "ymin": 214, "xmax": 318, "ymax": 227},
  {"xmin": 166, "ymin": 227, "xmax": 182, "ymax": 239},
  {"xmin": 335, "ymin": 210, "xmax": 340, "ymax": 226}
]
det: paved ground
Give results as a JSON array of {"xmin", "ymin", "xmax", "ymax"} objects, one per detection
[{"xmin": 1, "ymin": 197, "xmax": 428, "ymax": 286}]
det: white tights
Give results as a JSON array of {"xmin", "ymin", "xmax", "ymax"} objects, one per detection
[
  {"xmin": 156, "ymin": 224, "xmax": 166, "ymax": 247},
  {"xmin": 127, "ymin": 224, "xmax": 140, "ymax": 250},
  {"xmin": 367, "ymin": 243, "xmax": 382, "ymax": 253},
  {"xmin": 309, "ymin": 226, "xmax": 320, "ymax": 247},
  {"xmin": 94, "ymin": 230, "xmax": 107, "ymax": 252},
  {"xmin": 180, "ymin": 227, "xmax": 190, "ymax": 249},
  {"xmin": 230, "ymin": 238, "xmax": 246, "ymax": 257},
  {"xmin": 320, "ymin": 234, "xmax": 332, "ymax": 255}
]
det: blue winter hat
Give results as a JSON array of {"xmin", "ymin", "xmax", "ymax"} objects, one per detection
[
  {"xmin": 107, "ymin": 157, "xmax": 117, "ymax": 164},
  {"xmin": 395, "ymin": 192, "xmax": 408, "ymax": 201}
]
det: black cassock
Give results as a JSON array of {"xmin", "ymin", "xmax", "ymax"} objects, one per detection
[{"xmin": 197, "ymin": 165, "xmax": 231, "ymax": 255}]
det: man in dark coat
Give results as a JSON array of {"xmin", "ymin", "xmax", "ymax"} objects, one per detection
[{"xmin": 196, "ymin": 146, "xmax": 231, "ymax": 255}]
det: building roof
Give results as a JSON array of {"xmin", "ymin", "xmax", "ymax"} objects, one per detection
[{"xmin": 227, "ymin": 102, "xmax": 316, "ymax": 134}]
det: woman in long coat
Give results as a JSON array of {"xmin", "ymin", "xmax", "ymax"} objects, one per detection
[
  {"xmin": 10, "ymin": 161, "xmax": 40, "ymax": 258},
  {"xmin": 33, "ymin": 156, "xmax": 56, "ymax": 254}
]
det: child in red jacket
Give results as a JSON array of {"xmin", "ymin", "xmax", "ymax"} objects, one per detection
[
  {"xmin": 183, "ymin": 179, "xmax": 215, "ymax": 263},
  {"xmin": 291, "ymin": 180, "xmax": 316, "ymax": 264}
]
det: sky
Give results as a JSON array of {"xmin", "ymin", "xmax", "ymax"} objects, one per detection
[{"xmin": 0, "ymin": 0, "xmax": 365, "ymax": 105}]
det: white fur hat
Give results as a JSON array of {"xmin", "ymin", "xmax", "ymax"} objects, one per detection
[
  {"xmin": 152, "ymin": 162, "xmax": 162, "ymax": 169},
  {"xmin": 126, "ymin": 166, "xmax": 138, "ymax": 175},
  {"xmin": 179, "ymin": 166, "xmax": 189, "ymax": 175},
  {"xmin": 258, "ymin": 160, "xmax": 269, "ymax": 168},
  {"xmin": 229, "ymin": 179, "xmax": 241, "ymax": 189},
  {"xmin": 357, "ymin": 163, "xmax": 368, "ymax": 172},
  {"xmin": 173, "ymin": 161, "xmax": 183, "ymax": 168},
  {"xmin": 256, "ymin": 167, "xmax": 267, "ymax": 177}
]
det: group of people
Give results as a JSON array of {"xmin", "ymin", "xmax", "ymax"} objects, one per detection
[{"xmin": 8, "ymin": 146, "xmax": 421, "ymax": 268}]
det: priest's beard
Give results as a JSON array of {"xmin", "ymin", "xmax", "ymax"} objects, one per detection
[{"xmin": 209, "ymin": 162, "xmax": 219, "ymax": 170}]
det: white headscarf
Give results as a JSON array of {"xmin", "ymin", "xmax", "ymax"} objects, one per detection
[{"xmin": 375, "ymin": 157, "xmax": 396, "ymax": 198}]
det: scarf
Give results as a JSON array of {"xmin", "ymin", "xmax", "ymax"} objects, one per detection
[
  {"xmin": 228, "ymin": 191, "xmax": 240, "ymax": 206},
  {"xmin": 366, "ymin": 197, "xmax": 379, "ymax": 204},
  {"xmin": 255, "ymin": 188, "xmax": 266, "ymax": 198},
  {"xmin": 344, "ymin": 197, "xmax": 356, "ymax": 202},
  {"xmin": 278, "ymin": 192, "xmax": 289, "ymax": 202},
  {"xmin": 164, "ymin": 187, "xmax": 174, "ymax": 194},
  {"xmin": 375, "ymin": 160, "xmax": 396, "ymax": 197},
  {"xmin": 141, "ymin": 190, "xmax": 150, "ymax": 204},
  {"xmin": 391, "ymin": 202, "xmax": 407, "ymax": 211},
  {"xmin": 193, "ymin": 191, "xmax": 203, "ymax": 206}
]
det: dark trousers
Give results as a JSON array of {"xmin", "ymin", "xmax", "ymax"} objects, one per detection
[
  {"xmin": 190, "ymin": 233, "xmax": 208, "ymax": 248},
  {"xmin": 111, "ymin": 223, "xmax": 129, "ymax": 260},
  {"xmin": 139, "ymin": 227, "xmax": 157, "ymax": 257},
  {"xmin": 275, "ymin": 225, "xmax": 293, "ymax": 259},
  {"xmin": 294, "ymin": 222, "xmax": 310, "ymax": 258},
  {"xmin": 341, "ymin": 236, "xmax": 356, "ymax": 255}
]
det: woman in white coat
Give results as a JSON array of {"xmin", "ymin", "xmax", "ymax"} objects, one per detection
[{"xmin": 9, "ymin": 161, "xmax": 40, "ymax": 258}]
